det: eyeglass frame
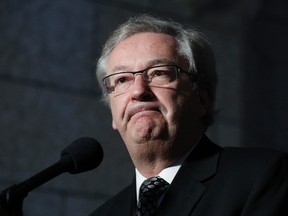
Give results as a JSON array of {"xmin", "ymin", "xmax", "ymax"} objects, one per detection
[{"xmin": 102, "ymin": 64, "xmax": 197, "ymax": 94}]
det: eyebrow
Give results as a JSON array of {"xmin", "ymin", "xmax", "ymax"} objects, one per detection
[{"xmin": 111, "ymin": 58, "xmax": 177, "ymax": 73}]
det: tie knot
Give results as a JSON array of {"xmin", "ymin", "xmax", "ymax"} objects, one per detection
[{"xmin": 139, "ymin": 176, "xmax": 169, "ymax": 199}]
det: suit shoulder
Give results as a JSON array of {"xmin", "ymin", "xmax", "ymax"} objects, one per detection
[
  {"xmin": 220, "ymin": 146, "xmax": 288, "ymax": 172},
  {"xmin": 222, "ymin": 146, "xmax": 288, "ymax": 160},
  {"xmin": 88, "ymin": 184, "xmax": 134, "ymax": 216}
]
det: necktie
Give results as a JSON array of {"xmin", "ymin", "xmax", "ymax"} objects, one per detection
[{"xmin": 136, "ymin": 176, "xmax": 170, "ymax": 216}]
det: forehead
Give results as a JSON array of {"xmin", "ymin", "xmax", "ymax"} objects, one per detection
[{"xmin": 107, "ymin": 32, "xmax": 181, "ymax": 73}]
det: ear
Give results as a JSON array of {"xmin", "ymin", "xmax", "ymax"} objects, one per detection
[{"xmin": 112, "ymin": 119, "xmax": 118, "ymax": 130}]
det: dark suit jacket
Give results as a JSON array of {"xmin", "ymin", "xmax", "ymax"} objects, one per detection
[{"xmin": 89, "ymin": 135, "xmax": 288, "ymax": 216}]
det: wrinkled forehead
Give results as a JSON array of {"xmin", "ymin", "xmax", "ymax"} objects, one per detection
[{"xmin": 106, "ymin": 32, "xmax": 184, "ymax": 75}]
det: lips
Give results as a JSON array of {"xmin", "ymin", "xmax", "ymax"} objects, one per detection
[{"xmin": 126, "ymin": 103, "xmax": 161, "ymax": 121}]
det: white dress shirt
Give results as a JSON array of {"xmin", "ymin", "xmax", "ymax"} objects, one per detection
[{"xmin": 135, "ymin": 137, "xmax": 201, "ymax": 201}]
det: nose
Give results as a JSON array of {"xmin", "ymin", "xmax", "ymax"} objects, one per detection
[{"xmin": 130, "ymin": 74, "xmax": 154, "ymax": 101}]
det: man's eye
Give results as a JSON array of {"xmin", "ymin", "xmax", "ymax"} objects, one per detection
[
  {"xmin": 114, "ymin": 74, "xmax": 132, "ymax": 85},
  {"xmin": 116, "ymin": 77, "xmax": 128, "ymax": 84},
  {"xmin": 152, "ymin": 70, "xmax": 169, "ymax": 77}
]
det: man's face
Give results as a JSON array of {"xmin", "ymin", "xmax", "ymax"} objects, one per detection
[{"xmin": 106, "ymin": 32, "xmax": 208, "ymax": 162}]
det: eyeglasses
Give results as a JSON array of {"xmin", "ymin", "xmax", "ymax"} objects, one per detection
[{"xmin": 102, "ymin": 65, "xmax": 191, "ymax": 94}]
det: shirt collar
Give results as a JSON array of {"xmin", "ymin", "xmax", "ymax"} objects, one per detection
[
  {"xmin": 135, "ymin": 164, "xmax": 181, "ymax": 201},
  {"xmin": 135, "ymin": 137, "xmax": 201, "ymax": 201}
]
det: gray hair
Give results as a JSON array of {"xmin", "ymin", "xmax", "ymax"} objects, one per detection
[{"xmin": 96, "ymin": 14, "xmax": 217, "ymax": 129}]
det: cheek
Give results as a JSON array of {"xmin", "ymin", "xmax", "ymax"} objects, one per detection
[
  {"xmin": 112, "ymin": 120, "xmax": 118, "ymax": 131},
  {"xmin": 110, "ymin": 104, "xmax": 120, "ymax": 122},
  {"xmin": 160, "ymin": 91, "xmax": 184, "ymax": 121},
  {"xmin": 109, "ymin": 96, "xmax": 127, "ymax": 127},
  {"xmin": 169, "ymin": 87, "xmax": 199, "ymax": 120},
  {"xmin": 109, "ymin": 98, "xmax": 118, "ymax": 124}
]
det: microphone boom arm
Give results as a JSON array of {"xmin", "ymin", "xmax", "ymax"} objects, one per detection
[
  {"xmin": 0, "ymin": 137, "xmax": 103, "ymax": 216},
  {"xmin": 0, "ymin": 159, "xmax": 69, "ymax": 216}
]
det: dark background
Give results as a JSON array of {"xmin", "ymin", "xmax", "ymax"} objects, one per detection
[{"xmin": 1, "ymin": 0, "xmax": 287, "ymax": 215}]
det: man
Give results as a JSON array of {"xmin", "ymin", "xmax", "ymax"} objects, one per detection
[{"xmin": 90, "ymin": 14, "xmax": 288, "ymax": 216}]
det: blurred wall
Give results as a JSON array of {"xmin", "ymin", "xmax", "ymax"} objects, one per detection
[
  {"xmin": 241, "ymin": 0, "xmax": 288, "ymax": 151},
  {"xmin": 0, "ymin": 0, "xmax": 287, "ymax": 215}
]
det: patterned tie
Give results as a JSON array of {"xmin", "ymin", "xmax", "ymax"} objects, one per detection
[{"xmin": 136, "ymin": 176, "xmax": 170, "ymax": 216}]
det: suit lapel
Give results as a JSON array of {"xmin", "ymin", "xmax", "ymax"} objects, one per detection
[
  {"xmin": 106, "ymin": 136, "xmax": 221, "ymax": 216},
  {"xmin": 106, "ymin": 180, "xmax": 136, "ymax": 216},
  {"xmin": 158, "ymin": 135, "xmax": 222, "ymax": 216}
]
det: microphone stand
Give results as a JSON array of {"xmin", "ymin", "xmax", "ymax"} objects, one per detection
[
  {"xmin": 0, "ymin": 184, "xmax": 25, "ymax": 216},
  {"xmin": 0, "ymin": 137, "xmax": 103, "ymax": 216},
  {"xmin": 0, "ymin": 160, "xmax": 69, "ymax": 216}
]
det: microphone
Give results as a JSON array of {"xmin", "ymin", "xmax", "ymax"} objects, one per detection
[{"xmin": 0, "ymin": 137, "xmax": 103, "ymax": 215}]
